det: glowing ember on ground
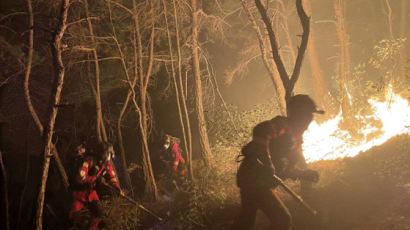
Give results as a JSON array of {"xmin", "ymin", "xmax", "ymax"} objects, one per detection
[{"xmin": 303, "ymin": 88, "xmax": 410, "ymax": 162}]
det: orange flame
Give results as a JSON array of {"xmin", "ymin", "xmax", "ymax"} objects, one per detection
[{"xmin": 303, "ymin": 87, "xmax": 410, "ymax": 162}]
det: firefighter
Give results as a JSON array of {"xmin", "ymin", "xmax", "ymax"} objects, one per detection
[
  {"xmin": 69, "ymin": 140, "xmax": 123, "ymax": 230},
  {"xmin": 268, "ymin": 95, "xmax": 322, "ymax": 186},
  {"xmin": 159, "ymin": 134, "xmax": 185, "ymax": 177},
  {"xmin": 231, "ymin": 94, "xmax": 322, "ymax": 230}
]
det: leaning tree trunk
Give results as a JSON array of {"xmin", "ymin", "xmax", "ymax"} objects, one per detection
[
  {"xmin": 191, "ymin": 0, "xmax": 213, "ymax": 167},
  {"xmin": 24, "ymin": 0, "xmax": 42, "ymax": 134},
  {"xmin": 35, "ymin": 0, "xmax": 69, "ymax": 229}
]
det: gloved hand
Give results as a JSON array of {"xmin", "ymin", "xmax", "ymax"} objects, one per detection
[
  {"xmin": 95, "ymin": 176, "xmax": 103, "ymax": 185},
  {"xmin": 88, "ymin": 166, "xmax": 98, "ymax": 176},
  {"xmin": 300, "ymin": 169, "xmax": 319, "ymax": 183}
]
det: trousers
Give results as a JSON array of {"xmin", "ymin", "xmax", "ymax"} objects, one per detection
[{"xmin": 231, "ymin": 187, "xmax": 291, "ymax": 230}]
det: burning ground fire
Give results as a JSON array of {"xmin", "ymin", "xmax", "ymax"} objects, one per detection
[{"xmin": 303, "ymin": 88, "xmax": 410, "ymax": 162}]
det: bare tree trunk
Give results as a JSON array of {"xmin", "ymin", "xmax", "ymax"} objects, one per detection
[
  {"xmin": 304, "ymin": 0, "xmax": 332, "ymax": 110},
  {"xmin": 191, "ymin": 0, "xmax": 213, "ymax": 166},
  {"xmin": 0, "ymin": 151, "xmax": 9, "ymax": 230},
  {"xmin": 117, "ymin": 92, "xmax": 133, "ymax": 190},
  {"xmin": 133, "ymin": 0, "xmax": 158, "ymax": 200},
  {"xmin": 24, "ymin": 0, "xmax": 43, "ymax": 134},
  {"xmin": 107, "ymin": 0, "xmax": 133, "ymax": 192},
  {"xmin": 163, "ymin": 0, "xmax": 194, "ymax": 179},
  {"xmin": 17, "ymin": 120, "xmax": 31, "ymax": 229},
  {"xmin": 84, "ymin": 0, "xmax": 107, "ymax": 143},
  {"xmin": 24, "ymin": 0, "xmax": 70, "ymax": 192},
  {"xmin": 240, "ymin": 0, "xmax": 287, "ymax": 115},
  {"xmin": 35, "ymin": 0, "xmax": 69, "ymax": 229},
  {"xmin": 173, "ymin": 0, "xmax": 194, "ymax": 178},
  {"xmin": 334, "ymin": 0, "xmax": 352, "ymax": 124}
]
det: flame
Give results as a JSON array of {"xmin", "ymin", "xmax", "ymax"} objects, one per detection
[{"xmin": 303, "ymin": 87, "xmax": 410, "ymax": 162}]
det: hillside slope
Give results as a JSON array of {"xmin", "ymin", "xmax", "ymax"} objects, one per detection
[{"xmin": 287, "ymin": 134, "xmax": 410, "ymax": 230}]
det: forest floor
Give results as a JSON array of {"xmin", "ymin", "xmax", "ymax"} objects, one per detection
[{"xmin": 100, "ymin": 134, "xmax": 410, "ymax": 230}]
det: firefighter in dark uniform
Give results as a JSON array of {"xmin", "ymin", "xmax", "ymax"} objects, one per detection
[{"xmin": 231, "ymin": 94, "xmax": 322, "ymax": 230}]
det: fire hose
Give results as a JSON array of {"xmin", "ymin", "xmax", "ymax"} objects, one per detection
[
  {"xmin": 101, "ymin": 181, "xmax": 164, "ymax": 222},
  {"xmin": 273, "ymin": 175, "xmax": 318, "ymax": 216}
]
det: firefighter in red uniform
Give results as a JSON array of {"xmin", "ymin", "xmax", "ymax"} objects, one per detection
[
  {"xmin": 231, "ymin": 94, "xmax": 322, "ymax": 230},
  {"xmin": 160, "ymin": 134, "xmax": 185, "ymax": 177},
  {"xmin": 69, "ymin": 141, "xmax": 123, "ymax": 230}
]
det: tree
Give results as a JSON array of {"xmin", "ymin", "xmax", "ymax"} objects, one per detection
[
  {"xmin": 35, "ymin": 0, "xmax": 70, "ymax": 228},
  {"xmin": 254, "ymin": 0, "xmax": 310, "ymax": 105},
  {"xmin": 162, "ymin": 0, "xmax": 194, "ymax": 178},
  {"xmin": 334, "ymin": 0, "xmax": 353, "ymax": 128},
  {"xmin": 240, "ymin": 0, "xmax": 287, "ymax": 115},
  {"xmin": 191, "ymin": 0, "xmax": 213, "ymax": 166},
  {"xmin": 83, "ymin": 0, "xmax": 108, "ymax": 143}
]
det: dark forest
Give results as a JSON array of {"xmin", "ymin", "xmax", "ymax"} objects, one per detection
[{"xmin": 0, "ymin": 0, "xmax": 409, "ymax": 229}]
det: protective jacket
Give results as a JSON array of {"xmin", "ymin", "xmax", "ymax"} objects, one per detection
[
  {"xmin": 236, "ymin": 141, "xmax": 276, "ymax": 189},
  {"xmin": 70, "ymin": 155, "xmax": 120, "ymax": 229},
  {"xmin": 161, "ymin": 140, "xmax": 185, "ymax": 176},
  {"xmin": 268, "ymin": 116, "xmax": 305, "ymax": 180}
]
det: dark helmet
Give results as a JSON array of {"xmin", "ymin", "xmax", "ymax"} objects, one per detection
[
  {"xmin": 287, "ymin": 94, "xmax": 324, "ymax": 115},
  {"xmin": 85, "ymin": 138, "xmax": 113, "ymax": 161},
  {"xmin": 252, "ymin": 120, "xmax": 274, "ymax": 140}
]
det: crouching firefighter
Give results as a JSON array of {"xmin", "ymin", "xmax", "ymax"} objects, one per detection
[{"xmin": 69, "ymin": 141, "xmax": 124, "ymax": 230}]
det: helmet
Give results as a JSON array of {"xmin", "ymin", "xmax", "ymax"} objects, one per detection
[
  {"xmin": 252, "ymin": 120, "xmax": 274, "ymax": 140},
  {"xmin": 287, "ymin": 94, "xmax": 324, "ymax": 115},
  {"xmin": 163, "ymin": 134, "xmax": 171, "ymax": 150}
]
